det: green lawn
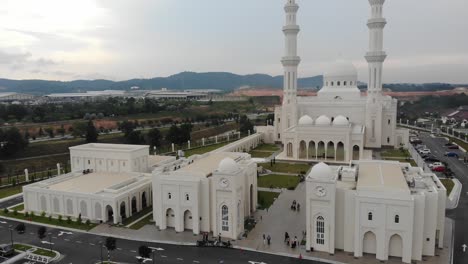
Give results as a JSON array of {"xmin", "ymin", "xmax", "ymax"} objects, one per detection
[
  {"xmin": 248, "ymin": 151, "xmax": 274, "ymax": 158},
  {"xmin": 0, "ymin": 210, "xmax": 97, "ymax": 231},
  {"xmin": 0, "ymin": 186, "xmax": 22, "ymax": 200},
  {"xmin": 440, "ymin": 179, "xmax": 455, "ymax": 196},
  {"xmin": 10, "ymin": 203, "xmax": 24, "ymax": 211},
  {"xmin": 122, "ymin": 207, "xmax": 152, "ymax": 226},
  {"xmin": 14, "ymin": 244, "xmax": 33, "ymax": 251},
  {"xmin": 258, "ymin": 174, "xmax": 300, "ymax": 190},
  {"xmin": 381, "ymin": 149, "xmax": 410, "ymax": 158},
  {"xmin": 253, "ymin": 144, "xmax": 280, "ymax": 152},
  {"xmin": 184, "ymin": 142, "xmax": 230, "ymax": 157},
  {"xmin": 129, "ymin": 213, "xmax": 154, "ymax": 230},
  {"xmin": 14, "ymin": 244, "xmax": 56, "ymax": 258},
  {"xmin": 258, "ymin": 191, "xmax": 279, "ymax": 210},
  {"xmin": 259, "ymin": 162, "xmax": 311, "ymax": 174}
]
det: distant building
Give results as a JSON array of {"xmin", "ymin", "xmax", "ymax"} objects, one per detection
[
  {"xmin": 45, "ymin": 90, "xmax": 126, "ymax": 102},
  {"xmin": 0, "ymin": 92, "xmax": 36, "ymax": 103},
  {"xmin": 306, "ymin": 161, "xmax": 446, "ymax": 263}
]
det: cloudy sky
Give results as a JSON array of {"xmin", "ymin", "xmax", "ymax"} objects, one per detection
[{"xmin": 0, "ymin": 0, "xmax": 467, "ymax": 83}]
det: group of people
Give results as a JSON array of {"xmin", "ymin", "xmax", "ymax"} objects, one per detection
[
  {"xmin": 262, "ymin": 234, "xmax": 272, "ymax": 245},
  {"xmin": 290, "ymin": 200, "xmax": 300, "ymax": 211},
  {"xmin": 284, "ymin": 232, "xmax": 299, "ymax": 248}
]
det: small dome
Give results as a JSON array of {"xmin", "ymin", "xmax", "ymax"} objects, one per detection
[
  {"xmin": 324, "ymin": 61, "xmax": 358, "ymax": 78},
  {"xmin": 298, "ymin": 115, "xmax": 314, "ymax": 126},
  {"xmin": 308, "ymin": 162, "xmax": 334, "ymax": 180},
  {"xmin": 333, "ymin": 115, "xmax": 349, "ymax": 126},
  {"xmin": 218, "ymin": 157, "xmax": 239, "ymax": 173},
  {"xmin": 315, "ymin": 115, "xmax": 331, "ymax": 126}
]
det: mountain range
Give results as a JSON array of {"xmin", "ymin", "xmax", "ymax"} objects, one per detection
[{"xmin": 0, "ymin": 72, "xmax": 323, "ymax": 95}]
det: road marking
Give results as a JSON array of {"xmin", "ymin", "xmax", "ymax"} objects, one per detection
[
  {"xmin": 161, "ymin": 255, "xmax": 167, "ymax": 258},
  {"xmin": 41, "ymin": 241, "xmax": 54, "ymax": 245},
  {"xmin": 248, "ymin": 262, "xmax": 267, "ymax": 264},
  {"xmin": 149, "ymin": 247, "xmax": 164, "ymax": 251},
  {"xmin": 52, "ymin": 236, "xmax": 57, "ymax": 239},
  {"xmin": 89, "ymin": 243, "xmax": 95, "ymax": 246},
  {"xmin": 130, "ymin": 250, "xmax": 136, "ymax": 253},
  {"xmin": 29, "ymin": 232, "xmax": 35, "ymax": 235},
  {"xmin": 64, "ymin": 239, "xmax": 70, "ymax": 241},
  {"xmin": 58, "ymin": 231, "xmax": 73, "ymax": 236},
  {"xmin": 193, "ymin": 261, "xmax": 200, "ymax": 263},
  {"xmin": 177, "ymin": 258, "xmax": 183, "ymax": 261},
  {"xmin": 76, "ymin": 241, "xmax": 82, "ymax": 243},
  {"xmin": 117, "ymin": 248, "xmax": 122, "ymax": 251},
  {"xmin": 0, "ymin": 221, "xmax": 7, "ymax": 224}
]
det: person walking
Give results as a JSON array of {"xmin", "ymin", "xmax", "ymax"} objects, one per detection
[
  {"xmin": 284, "ymin": 232, "xmax": 289, "ymax": 243},
  {"xmin": 267, "ymin": 235, "xmax": 271, "ymax": 245},
  {"xmin": 263, "ymin": 234, "xmax": 266, "ymax": 245}
]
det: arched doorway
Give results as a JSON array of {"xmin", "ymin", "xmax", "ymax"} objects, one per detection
[
  {"xmin": 142, "ymin": 192, "xmax": 147, "ymax": 208},
  {"xmin": 326, "ymin": 142, "xmax": 335, "ymax": 160},
  {"xmin": 287, "ymin": 143, "xmax": 293, "ymax": 157},
  {"xmin": 183, "ymin": 210, "xmax": 193, "ymax": 230},
  {"xmin": 80, "ymin": 201, "xmax": 88, "ymax": 218},
  {"xmin": 299, "ymin": 140, "xmax": 307, "ymax": 159},
  {"xmin": 53, "ymin": 197, "xmax": 60, "ymax": 213},
  {"xmin": 166, "ymin": 208, "xmax": 175, "ymax": 228},
  {"xmin": 131, "ymin": 196, "xmax": 137, "ymax": 215},
  {"xmin": 317, "ymin": 141, "xmax": 325, "ymax": 159},
  {"xmin": 250, "ymin": 184, "xmax": 254, "ymax": 214},
  {"xmin": 388, "ymin": 234, "xmax": 403, "ymax": 258},
  {"xmin": 363, "ymin": 231, "xmax": 377, "ymax": 255},
  {"xmin": 66, "ymin": 199, "xmax": 73, "ymax": 215},
  {"xmin": 336, "ymin": 142, "xmax": 345, "ymax": 161},
  {"xmin": 308, "ymin": 141, "xmax": 316, "ymax": 160},
  {"xmin": 95, "ymin": 203, "xmax": 102, "ymax": 220},
  {"xmin": 353, "ymin": 145, "xmax": 360, "ymax": 160},
  {"xmin": 120, "ymin": 201, "xmax": 127, "ymax": 220},
  {"xmin": 40, "ymin": 196, "xmax": 47, "ymax": 212},
  {"xmin": 105, "ymin": 205, "xmax": 114, "ymax": 223}
]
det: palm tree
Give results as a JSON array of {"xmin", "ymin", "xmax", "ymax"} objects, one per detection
[
  {"xmin": 105, "ymin": 237, "xmax": 116, "ymax": 262},
  {"xmin": 37, "ymin": 226, "xmax": 46, "ymax": 240}
]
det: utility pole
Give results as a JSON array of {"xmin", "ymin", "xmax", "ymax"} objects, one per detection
[{"xmin": 9, "ymin": 225, "xmax": 13, "ymax": 246}]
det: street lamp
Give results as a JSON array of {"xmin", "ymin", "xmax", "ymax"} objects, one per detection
[
  {"xmin": 48, "ymin": 232, "xmax": 53, "ymax": 253},
  {"xmin": 152, "ymin": 249, "xmax": 155, "ymax": 264},
  {"xmin": 99, "ymin": 241, "xmax": 103, "ymax": 263},
  {"xmin": 9, "ymin": 225, "xmax": 13, "ymax": 247}
]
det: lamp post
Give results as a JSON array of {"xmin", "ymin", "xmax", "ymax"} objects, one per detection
[
  {"xmin": 9, "ymin": 225, "xmax": 13, "ymax": 247},
  {"xmin": 48, "ymin": 233, "xmax": 53, "ymax": 253},
  {"xmin": 100, "ymin": 241, "xmax": 103, "ymax": 263},
  {"xmin": 152, "ymin": 249, "xmax": 155, "ymax": 264}
]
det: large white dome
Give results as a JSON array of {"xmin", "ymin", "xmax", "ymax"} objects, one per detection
[
  {"xmin": 308, "ymin": 162, "xmax": 334, "ymax": 180},
  {"xmin": 315, "ymin": 115, "xmax": 331, "ymax": 126},
  {"xmin": 324, "ymin": 61, "xmax": 358, "ymax": 78},
  {"xmin": 333, "ymin": 115, "xmax": 350, "ymax": 126},
  {"xmin": 218, "ymin": 157, "xmax": 239, "ymax": 173},
  {"xmin": 298, "ymin": 115, "xmax": 314, "ymax": 126}
]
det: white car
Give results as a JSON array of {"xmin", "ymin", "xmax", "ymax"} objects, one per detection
[
  {"xmin": 428, "ymin": 162, "xmax": 443, "ymax": 169},
  {"xmin": 418, "ymin": 149, "xmax": 431, "ymax": 155}
]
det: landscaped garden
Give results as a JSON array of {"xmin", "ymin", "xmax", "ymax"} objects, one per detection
[
  {"xmin": 183, "ymin": 142, "xmax": 230, "ymax": 157},
  {"xmin": 258, "ymin": 174, "xmax": 300, "ymax": 190},
  {"xmin": 257, "ymin": 191, "xmax": 279, "ymax": 210},
  {"xmin": 258, "ymin": 162, "xmax": 310, "ymax": 174},
  {"xmin": 0, "ymin": 185, "xmax": 23, "ymax": 199},
  {"xmin": 129, "ymin": 213, "xmax": 154, "ymax": 230},
  {"xmin": 440, "ymin": 179, "xmax": 455, "ymax": 196},
  {"xmin": 14, "ymin": 243, "xmax": 57, "ymax": 258},
  {"xmin": 248, "ymin": 144, "xmax": 280, "ymax": 158}
]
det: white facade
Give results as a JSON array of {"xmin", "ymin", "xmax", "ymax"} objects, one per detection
[
  {"xmin": 152, "ymin": 152, "xmax": 257, "ymax": 240},
  {"xmin": 271, "ymin": 0, "xmax": 409, "ymax": 163},
  {"xmin": 306, "ymin": 161, "xmax": 446, "ymax": 263}
]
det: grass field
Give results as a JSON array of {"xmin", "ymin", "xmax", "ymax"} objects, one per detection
[
  {"xmin": 258, "ymin": 174, "xmax": 300, "ymax": 189},
  {"xmin": 184, "ymin": 142, "xmax": 230, "ymax": 157},
  {"xmin": 381, "ymin": 149, "xmax": 411, "ymax": 158},
  {"xmin": 10, "ymin": 203, "xmax": 24, "ymax": 211},
  {"xmin": 248, "ymin": 151, "xmax": 273, "ymax": 158},
  {"xmin": 0, "ymin": 186, "xmax": 22, "ymax": 200},
  {"xmin": 0, "ymin": 210, "xmax": 97, "ymax": 231},
  {"xmin": 440, "ymin": 179, "xmax": 455, "ymax": 196},
  {"xmin": 253, "ymin": 144, "xmax": 280, "ymax": 152},
  {"xmin": 259, "ymin": 162, "xmax": 311, "ymax": 174},
  {"xmin": 129, "ymin": 213, "xmax": 154, "ymax": 230},
  {"xmin": 122, "ymin": 207, "xmax": 152, "ymax": 226},
  {"xmin": 258, "ymin": 191, "xmax": 280, "ymax": 210}
]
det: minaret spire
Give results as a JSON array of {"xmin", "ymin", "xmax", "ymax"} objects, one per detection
[
  {"xmin": 365, "ymin": 0, "xmax": 387, "ymax": 148},
  {"xmin": 281, "ymin": 0, "xmax": 300, "ymax": 131}
]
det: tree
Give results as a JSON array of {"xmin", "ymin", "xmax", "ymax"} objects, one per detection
[
  {"xmin": 45, "ymin": 127, "xmax": 54, "ymax": 138},
  {"xmin": 15, "ymin": 223, "xmax": 25, "ymax": 234},
  {"xmin": 126, "ymin": 130, "xmax": 144, "ymax": 144},
  {"xmin": 138, "ymin": 245, "xmax": 151, "ymax": 259},
  {"xmin": 38, "ymin": 127, "xmax": 44, "ymax": 137},
  {"xmin": 239, "ymin": 115, "xmax": 254, "ymax": 135},
  {"xmin": 37, "ymin": 226, "xmax": 47, "ymax": 240},
  {"xmin": 105, "ymin": 237, "xmax": 117, "ymax": 262},
  {"xmin": 0, "ymin": 127, "xmax": 29, "ymax": 157},
  {"xmin": 165, "ymin": 125, "xmax": 180, "ymax": 145},
  {"xmin": 56, "ymin": 125, "xmax": 66, "ymax": 137},
  {"xmin": 85, "ymin": 121, "xmax": 99, "ymax": 143},
  {"xmin": 71, "ymin": 122, "xmax": 87, "ymax": 138},
  {"xmin": 179, "ymin": 123, "xmax": 193, "ymax": 143},
  {"xmin": 119, "ymin": 120, "xmax": 136, "ymax": 137},
  {"xmin": 146, "ymin": 128, "xmax": 162, "ymax": 149}
]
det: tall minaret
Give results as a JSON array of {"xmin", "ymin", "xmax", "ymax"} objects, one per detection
[
  {"xmin": 365, "ymin": 0, "xmax": 387, "ymax": 148},
  {"xmin": 281, "ymin": 0, "xmax": 301, "ymax": 134}
]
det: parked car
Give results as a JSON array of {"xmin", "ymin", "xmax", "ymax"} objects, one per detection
[
  {"xmin": 448, "ymin": 145, "xmax": 459, "ymax": 150},
  {"xmin": 410, "ymin": 138, "xmax": 423, "ymax": 144},
  {"xmin": 424, "ymin": 155, "xmax": 440, "ymax": 162},
  {"xmin": 415, "ymin": 144, "xmax": 427, "ymax": 150},
  {"xmin": 445, "ymin": 142, "xmax": 454, "ymax": 146},
  {"xmin": 0, "ymin": 244, "xmax": 14, "ymax": 257},
  {"xmin": 432, "ymin": 166, "xmax": 446, "ymax": 172},
  {"xmin": 445, "ymin": 152, "xmax": 459, "ymax": 158},
  {"xmin": 418, "ymin": 149, "xmax": 431, "ymax": 155},
  {"xmin": 429, "ymin": 162, "xmax": 444, "ymax": 169},
  {"xmin": 443, "ymin": 168, "xmax": 455, "ymax": 178}
]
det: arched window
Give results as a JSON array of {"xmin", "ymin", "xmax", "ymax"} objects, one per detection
[
  {"xmin": 88, "ymin": 160, "xmax": 90, "ymax": 165},
  {"xmin": 344, "ymin": 81, "xmax": 347, "ymax": 86},
  {"xmin": 331, "ymin": 82, "xmax": 334, "ymax": 86},
  {"xmin": 387, "ymin": 137, "xmax": 390, "ymax": 143},
  {"xmin": 388, "ymin": 119, "xmax": 391, "ymax": 125},
  {"xmin": 221, "ymin": 205, "xmax": 229, "ymax": 231},
  {"xmin": 168, "ymin": 193, "xmax": 172, "ymax": 199},
  {"xmin": 185, "ymin": 193, "xmax": 190, "ymax": 201},
  {"xmin": 395, "ymin": 215, "xmax": 400, "ymax": 223},
  {"xmin": 316, "ymin": 216, "xmax": 325, "ymax": 245},
  {"xmin": 368, "ymin": 212, "xmax": 373, "ymax": 221},
  {"xmin": 337, "ymin": 81, "xmax": 341, "ymax": 86}
]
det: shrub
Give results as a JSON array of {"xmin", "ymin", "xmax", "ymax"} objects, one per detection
[
  {"xmin": 58, "ymin": 215, "xmax": 63, "ymax": 222},
  {"xmin": 67, "ymin": 216, "xmax": 72, "ymax": 224},
  {"xmin": 30, "ymin": 211, "xmax": 35, "ymax": 218},
  {"xmin": 12, "ymin": 178, "xmax": 16, "ymax": 186},
  {"xmin": 25, "ymin": 212, "xmax": 29, "ymax": 218},
  {"xmin": 3, "ymin": 208, "xmax": 9, "ymax": 214},
  {"xmin": 85, "ymin": 219, "xmax": 91, "ymax": 226},
  {"xmin": 48, "ymin": 215, "xmax": 52, "ymax": 222},
  {"xmin": 13, "ymin": 209, "xmax": 18, "ymax": 215},
  {"xmin": 77, "ymin": 214, "xmax": 82, "ymax": 225},
  {"xmin": 41, "ymin": 211, "xmax": 46, "ymax": 217}
]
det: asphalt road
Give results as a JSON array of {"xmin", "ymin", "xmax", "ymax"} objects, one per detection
[
  {"xmin": 0, "ymin": 195, "xmax": 23, "ymax": 208},
  {"xmin": 0, "ymin": 218, "xmax": 322, "ymax": 264},
  {"xmin": 418, "ymin": 133, "xmax": 468, "ymax": 264}
]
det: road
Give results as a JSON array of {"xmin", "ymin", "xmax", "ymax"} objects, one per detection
[
  {"xmin": 0, "ymin": 215, "xmax": 320, "ymax": 264},
  {"xmin": 0, "ymin": 195, "xmax": 23, "ymax": 208},
  {"xmin": 419, "ymin": 133, "xmax": 468, "ymax": 264}
]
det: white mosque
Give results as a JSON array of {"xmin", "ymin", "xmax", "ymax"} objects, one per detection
[{"xmin": 270, "ymin": 0, "xmax": 409, "ymax": 163}]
